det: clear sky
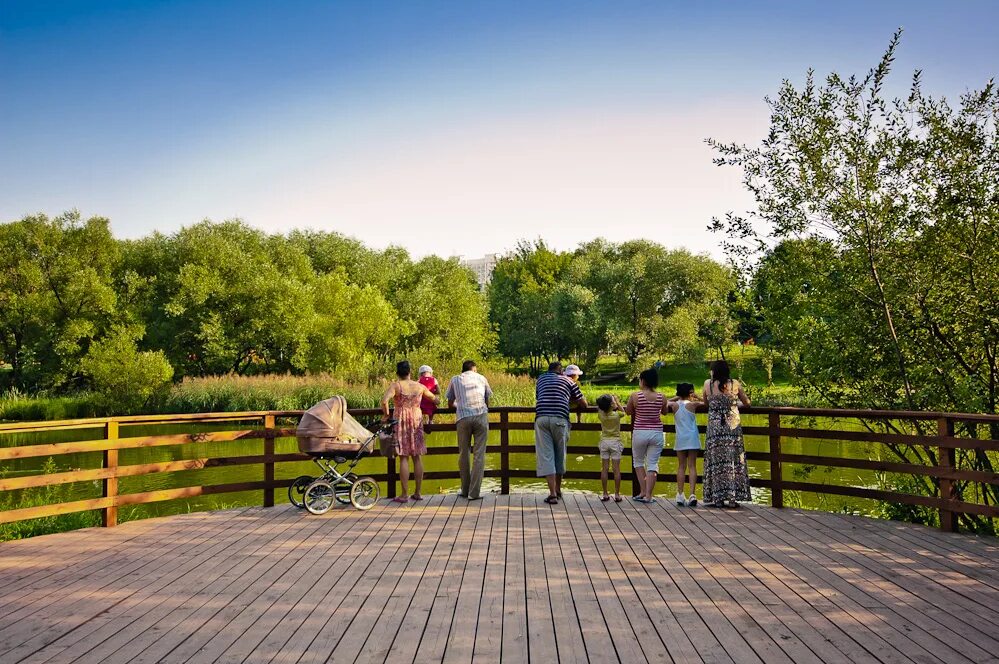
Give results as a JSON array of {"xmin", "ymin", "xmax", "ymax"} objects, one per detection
[{"xmin": 2, "ymin": 1, "xmax": 997, "ymax": 260}]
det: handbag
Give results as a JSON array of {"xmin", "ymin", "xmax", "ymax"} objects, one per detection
[{"xmin": 378, "ymin": 430, "xmax": 398, "ymax": 458}]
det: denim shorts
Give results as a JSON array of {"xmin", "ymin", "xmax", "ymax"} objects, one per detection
[
  {"xmin": 632, "ymin": 429, "xmax": 665, "ymax": 473},
  {"xmin": 535, "ymin": 416, "xmax": 569, "ymax": 476}
]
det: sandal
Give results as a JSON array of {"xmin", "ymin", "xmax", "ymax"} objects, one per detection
[
  {"xmin": 600, "ymin": 495, "xmax": 611, "ymax": 502},
  {"xmin": 392, "ymin": 496, "xmax": 409, "ymax": 504},
  {"xmin": 544, "ymin": 496, "xmax": 559, "ymax": 505},
  {"xmin": 411, "ymin": 494, "xmax": 423, "ymax": 501},
  {"xmin": 614, "ymin": 495, "xmax": 623, "ymax": 503}
]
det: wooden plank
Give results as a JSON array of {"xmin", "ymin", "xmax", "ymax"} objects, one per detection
[
  {"xmin": 265, "ymin": 501, "xmax": 423, "ymax": 664},
  {"xmin": 501, "ymin": 494, "xmax": 529, "ymax": 663},
  {"xmin": 342, "ymin": 496, "xmax": 459, "ymax": 664},
  {"xmin": 101, "ymin": 421, "xmax": 119, "ymax": 527},
  {"xmin": 23, "ymin": 506, "xmax": 303, "ymax": 664},
  {"xmin": 740, "ymin": 506, "xmax": 961, "ymax": 663},
  {"xmin": 766, "ymin": 507, "xmax": 999, "ymax": 658},
  {"xmin": 0, "ymin": 508, "xmax": 258, "ymax": 662},
  {"xmin": 293, "ymin": 498, "xmax": 443, "ymax": 664},
  {"xmin": 439, "ymin": 494, "xmax": 497, "ymax": 664},
  {"xmin": 609, "ymin": 502, "xmax": 765, "ymax": 664},
  {"xmin": 581, "ymin": 496, "xmax": 707, "ymax": 664},
  {"xmin": 562, "ymin": 493, "xmax": 664, "ymax": 663},
  {"xmin": 518, "ymin": 493, "xmax": 560, "ymax": 663},
  {"xmin": 535, "ymin": 495, "xmax": 592, "ymax": 664},
  {"xmin": 411, "ymin": 495, "xmax": 490, "ymax": 662},
  {"xmin": 381, "ymin": 496, "xmax": 475, "ymax": 664},
  {"xmin": 470, "ymin": 494, "xmax": 509, "ymax": 662},
  {"xmin": 144, "ymin": 509, "xmax": 362, "ymax": 664}
]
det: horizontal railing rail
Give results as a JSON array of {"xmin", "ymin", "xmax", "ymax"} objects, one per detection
[{"xmin": 1, "ymin": 406, "xmax": 997, "ymax": 533}]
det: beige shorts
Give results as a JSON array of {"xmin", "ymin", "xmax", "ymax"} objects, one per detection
[{"xmin": 598, "ymin": 437, "xmax": 624, "ymax": 461}]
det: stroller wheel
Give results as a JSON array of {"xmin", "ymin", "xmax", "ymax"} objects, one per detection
[
  {"xmin": 289, "ymin": 475, "xmax": 314, "ymax": 509},
  {"xmin": 335, "ymin": 473, "xmax": 359, "ymax": 505},
  {"xmin": 304, "ymin": 480, "xmax": 337, "ymax": 515},
  {"xmin": 349, "ymin": 477, "xmax": 380, "ymax": 510}
]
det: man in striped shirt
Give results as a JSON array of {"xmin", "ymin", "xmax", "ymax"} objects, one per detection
[
  {"xmin": 535, "ymin": 361, "xmax": 587, "ymax": 504},
  {"xmin": 446, "ymin": 359, "xmax": 493, "ymax": 500}
]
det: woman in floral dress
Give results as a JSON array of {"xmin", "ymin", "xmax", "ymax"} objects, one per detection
[
  {"xmin": 381, "ymin": 360, "xmax": 438, "ymax": 503},
  {"xmin": 702, "ymin": 360, "xmax": 751, "ymax": 508}
]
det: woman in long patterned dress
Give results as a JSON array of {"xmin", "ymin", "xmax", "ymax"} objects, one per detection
[
  {"xmin": 381, "ymin": 360, "xmax": 438, "ymax": 503},
  {"xmin": 702, "ymin": 360, "xmax": 751, "ymax": 508}
]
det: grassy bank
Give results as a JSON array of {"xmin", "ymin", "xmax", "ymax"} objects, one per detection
[{"xmin": 1, "ymin": 352, "xmax": 798, "ymax": 422}]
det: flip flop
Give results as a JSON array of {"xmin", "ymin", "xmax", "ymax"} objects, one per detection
[
  {"xmin": 614, "ymin": 496, "xmax": 623, "ymax": 503},
  {"xmin": 600, "ymin": 495, "xmax": 611, "ymax": 502},
  {"xmin": 544, "ymin": 496, "xmax": 559, "ymax": 505},
  {"xmin": 411, "ymin": 495, "xmax": 423, "ymax": 501},
  {"xmin": 392, "ymin": 496, "xmax": 409, "ymax": 504}
]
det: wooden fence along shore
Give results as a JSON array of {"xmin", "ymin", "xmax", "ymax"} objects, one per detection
[{"xmin": 1, "ymin": 406, "xmax": 997, "ymax": 533}]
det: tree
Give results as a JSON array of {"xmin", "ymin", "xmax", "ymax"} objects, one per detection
[
  {"xmin": 79, "ymin": 326, "xmax": 174, "ymax": 412},
  {"xmin": 710, "ymin": 31, "xmax": 999, "ymax": 530},
  {"xmin": 0, "ymin": 212, "xmax": 119, "ymax": 390}
]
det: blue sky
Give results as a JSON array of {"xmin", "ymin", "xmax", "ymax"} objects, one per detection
[{"xmin": 2, "ymin": 1, "xmax": 997, "ymax": 258}]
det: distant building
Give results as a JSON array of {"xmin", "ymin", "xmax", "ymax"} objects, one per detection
[{"xmin": 458, "ymin": 254, "xmax": 499, "ymax": 290}]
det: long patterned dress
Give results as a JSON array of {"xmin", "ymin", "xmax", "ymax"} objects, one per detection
[
  {"xmin": 702, "ymin": 388, "xmax": 751, "ymax": 504},
  {"xmin": 392, "ymin": 384, "xmax": 427, "ymax": 457}
]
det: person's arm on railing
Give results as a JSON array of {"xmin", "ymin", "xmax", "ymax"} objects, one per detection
[
  {"xmin": 446, "ymin": 379, "xmax": 457, "ymax": 410},
  {"xmin": 736, "ymin": 380, "xmax": 751, "ymax": 407}
]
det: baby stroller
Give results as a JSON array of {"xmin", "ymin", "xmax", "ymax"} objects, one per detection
[{"xmin": 291, "ymin": 396, "xmax": 395, "ymax": 514}]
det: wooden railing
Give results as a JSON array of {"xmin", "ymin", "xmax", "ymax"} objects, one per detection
[{"xmin": 1, "ymin": 406, "xmax": 997, "ymax": 533}]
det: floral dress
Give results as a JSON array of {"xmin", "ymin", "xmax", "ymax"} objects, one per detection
[
  {"xmin": 702, "ymin": 386, "xmax": 751, "ymax": 504},
  {"xmin": 391, "ymin": 383, "xmax": 427, "ymax": 457}
]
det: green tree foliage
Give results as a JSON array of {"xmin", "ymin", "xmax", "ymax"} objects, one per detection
[
  {"xmin": 79, "ymin": 325, "xmax": 174, "ymax": 411},
  {"xmin": 710, "ymin": 30, "xmax": 999, "ymax": 530},
  {"xmin": 0, "ymin": 212, "xmax": 119, "ymax": 390},
  {"xmin": 488, "ymin": 239, "xmax": 735, "ymax": 374}
]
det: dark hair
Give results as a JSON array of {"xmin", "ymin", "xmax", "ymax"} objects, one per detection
[
  {"xmin": 596, "ymin": 394, "xmax": 613, "ymax": 412},
  {"xmin": 711, "ymin": 360, "xmax": 731, "ymax": 390},
  {"xmin": 396, "ymin": 360, "xmax": 411, "ymax": 379},
  {"xmin": 676, "ymin": 383, "xmax": 694, "ymax": 398},
  {"xmin": 638, "ymin": 368, "xmax": 659, "ymax": 390},
  {"xmin": 461, "ymin": 359, "xmax": 476, "ymax": 372},
  {"xmin": 548, "ymin": 361, "xmax": 563, "ymax": 373}
]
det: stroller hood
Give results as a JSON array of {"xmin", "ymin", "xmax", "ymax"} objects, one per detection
[{"xmin": 296, "ymin": 396, "xmax": 373, "ymax": 454}]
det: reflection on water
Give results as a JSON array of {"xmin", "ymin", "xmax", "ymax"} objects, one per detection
[{"xmin": 0, "ymin": 412, "xmax": 889, "ymax": 523}]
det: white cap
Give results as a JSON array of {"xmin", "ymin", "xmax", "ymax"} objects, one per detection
[
  {"xmin": 564, "ymin": 364, "xmax": 583, "ymax": 376},
  {"xmin": 418, "ymin": 365, "xmax": 433, "ymax": 374}
]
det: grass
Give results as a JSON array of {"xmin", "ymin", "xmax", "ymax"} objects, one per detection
[{"xmin": 0, "ymin": 458, "xmax": 101, "ymax": 541}]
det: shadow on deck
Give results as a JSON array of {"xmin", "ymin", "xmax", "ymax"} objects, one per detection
[{"xmin": 0, "ymin": 493, "xmax": 997, "ymax": 663}]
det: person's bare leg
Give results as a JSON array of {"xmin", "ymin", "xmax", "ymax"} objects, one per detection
[
  {"xmin": 546, "ymin": 473, "xmax": 558, "ymax": 497},
  {"xmin": 555, "ymin": 474, "xmax": 562, "ymax": 497},
  {"xmin": 413, "ymin": 455, "xmax": 424, "ymax": 498},
  {"xmin": 612, "ymin": 459, "xmax": 622, "ymax": 498},
  {"xmin": 634, "ymin": 467, "xmax": 647, "ymax": 499},
  {"xmin": 399, "ymin": 455, "xmax": 410, "ymax": 498},
  {"xmin": 600, "ymin": 458, "xmax": 610, "ymax": 498},
  {"xmin": 688, "ymin": 454, "xmax": 698, "ymax": 499},
  {"xmin": 645, "ymin": 470, "xmax": 658, "ymax": 499},
  {"xmin": 676, "ymin": 451, "xmax": 688, "ymax": 495}
]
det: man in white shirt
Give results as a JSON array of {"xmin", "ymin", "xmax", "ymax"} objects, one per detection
[{"xmin": 446, "ymin": 359, "xmax": 493, "ymax": 500}]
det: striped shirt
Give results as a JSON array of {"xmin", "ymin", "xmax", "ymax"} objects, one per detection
[
  {"xmin": 632, "ymin": 391, "xmax": 665, "ymax": 431},
  {"xmin": 535, "ymin": 371, "xmax": 584, "ymax": 420},
  {"xmin": 445, "ymin": 371, "xmax": 493, "ymax": 421}
]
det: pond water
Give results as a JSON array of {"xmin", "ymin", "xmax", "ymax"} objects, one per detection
[{"xmin": 1, "ymin": 412, "xmax": 892, "ymax": 526}]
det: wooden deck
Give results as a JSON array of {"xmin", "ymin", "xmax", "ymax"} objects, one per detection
[{"xmin": 0, "ymin": 494, "xmax": 997, "ymax": 664}]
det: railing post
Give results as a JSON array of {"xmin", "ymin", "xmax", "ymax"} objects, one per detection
[
  {"xmin": 500, "ymin": 410, "xmax": 510, "ymax": 495},
  {"xmin": 937, "ymin": 416, "xmax": 957, "ymax": 532},
  {"xmin": 769, "ymin": 412, "xmax": 783, "ymax": 509},
  {"xmin": 263, "ymin": 414, "xmax": 275, "ymax": 508},
  {"xmin": 102, "ymin": 420, "xmax": 119, "ymax": 527}
]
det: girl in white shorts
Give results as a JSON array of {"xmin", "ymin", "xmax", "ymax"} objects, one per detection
[{"xmin": 596, "ymin": 393, "xmax": 626, "ymax": 502}]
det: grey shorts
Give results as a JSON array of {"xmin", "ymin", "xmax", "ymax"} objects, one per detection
[{"xmin": 535, "ymin": 416, "xmax": 570, "ymax": 477}]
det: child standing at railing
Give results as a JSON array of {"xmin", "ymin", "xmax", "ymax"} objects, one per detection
[
  {"xmin": 596, "ymin": 393, "xmax": 626, "ymax": 502},
  {"xmin": 418, "ymin": 365, "xmax": 439, "ymax": 435},
  {"xmin": 667, "ymin": 383, "xmax": 702, "ymax": 506}
]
